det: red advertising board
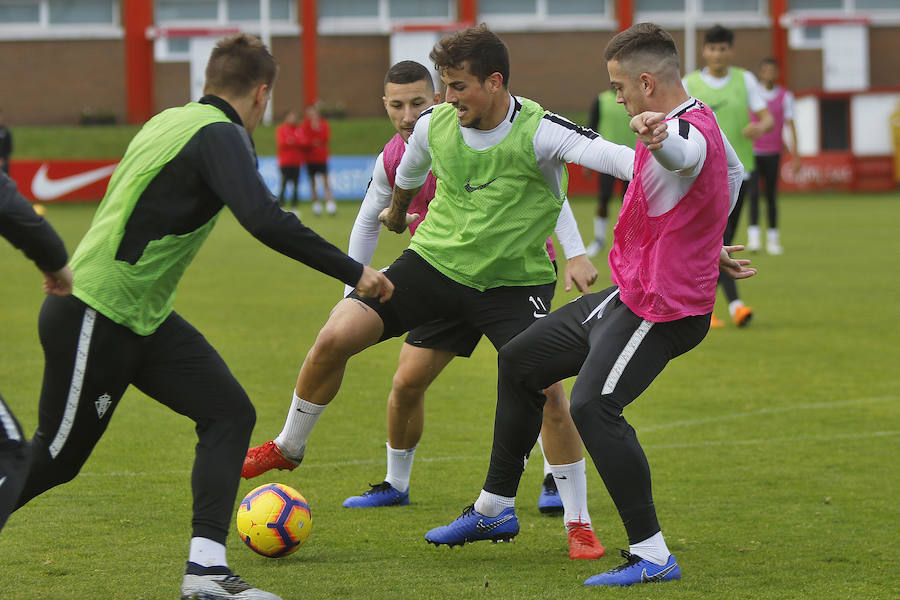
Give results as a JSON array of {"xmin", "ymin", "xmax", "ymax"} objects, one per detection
[
  {"xmin": 10, "ymin": 159, "xmax": 119, "ymax": 203},
  {"xmin": 571, "ymin": 153, "xmax": 895, "ymax": 195},
  {"xmin": 9, "ymin": 153, "xmax": 893, "ymax": 205}
]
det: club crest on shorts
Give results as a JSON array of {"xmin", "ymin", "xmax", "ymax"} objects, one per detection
[{"xmin": 95, "ymin": 393, "xmax": 112, "ymax": 419}]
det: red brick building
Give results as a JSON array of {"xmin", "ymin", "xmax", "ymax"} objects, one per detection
[{"xmin": 0, "ymin": 0, "xmax": 896, "ymax": 126}]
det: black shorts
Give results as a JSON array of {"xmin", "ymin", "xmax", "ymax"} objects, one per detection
[
  {"xmin": 306, "ymin": 162, "xmax": 328, "ymax": 177},
  {"xmin": 404, "ymin": 318, "xmax": 482, "ymax": 357},
  {"xmin": 280, "ymin": 166, "xmax": 300, "ymax": 181},
  {"xmin": 349, "ymin": 249, "xmax": 556, "ymax": 352}
]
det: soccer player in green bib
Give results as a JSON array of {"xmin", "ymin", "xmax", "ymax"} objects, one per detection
[
  {"xmin": 12, "ymin": 35, "xmax": 390, "ymax": 600},
  {"xmin": 684, "ymin": 25, "xmax": 772, "ymax": 328},
  {"xmin": 244, "ymin": 26, "xmax": 635, "ymax": 540}
]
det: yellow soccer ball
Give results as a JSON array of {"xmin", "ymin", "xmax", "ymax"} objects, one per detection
[{"xmin": 236, "ymin": 483, "xmax": 311, "ymax": 558}]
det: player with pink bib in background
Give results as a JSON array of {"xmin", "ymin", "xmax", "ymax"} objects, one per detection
[{"xmin": 747, "ymin": 57, "xmax": 801, "ymax": 255}]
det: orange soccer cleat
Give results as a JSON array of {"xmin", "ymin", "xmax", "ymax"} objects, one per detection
[
  {"xmin": 567, "ymin": 521, "xmax": 606, "ymax": 560},
  {"xmin": 709, "ymin": 313, "xmax": 725, "ymax": 328},
  {"xmin": 242, "ymin": 440, "xmax": 301, "ymax": 479},
  {"xmin": 733, "ymin": 305, "xmax": 754, "ymax": 327}
]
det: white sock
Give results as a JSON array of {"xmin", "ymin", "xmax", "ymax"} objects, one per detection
[
  {"xmin": 274, "ymin": 392, "xmax": 323, "ymax": 459},
  {"xmin": 474, "ymin": 489, "xmax": 515, "ymax": 518},
  {"xmin": 550, "ymin": 459, "xmax": 592, "ymax": 526},
  {"xmin": 384, "ymin": 442, "xmax": 416, "ymax": 493},
  {"xmin": 728, "ymin": 299, "xmax": 745, "ymax": 318},
  {"xmin": 536, "ymin": 434, "xmax": 551, "ymax": 477},
  {"xmin": 593, "ymin": 216, "xmax": 607, "ymax": 241},
  {"xmin": 629, "ymin": 531, "xmax": 671, "ymax": 566},
  {"xmin": 188, "ymin": 537, "xmax": 227, "ymax": 568}
]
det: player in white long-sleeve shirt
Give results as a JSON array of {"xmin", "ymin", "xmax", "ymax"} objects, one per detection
[
  {"xmin": 244, "ymin": 28, "xmax": 643, "ymax": 557},
  {"xmin": 339, "ymin": 60, "xmax": 603, "ymax": 560},
  {"xmin": 425, "ymin": 24, "xmax": 755, "ymax": 587}
]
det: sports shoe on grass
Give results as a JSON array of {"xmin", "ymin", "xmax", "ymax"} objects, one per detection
[
  {"xmin": 325, "ymin": 199, "xmax": 337, "ymax": 215},
  {"xmin": 242, "ymin": 440, "xmax": 300, "ymax": 479},
  {"xmin": 425, "ymin": 505, "xmax": 519, "ymax": 547},
  {"xmin": 733, "ymin": 305, "xmax": 754, "ymax": 327},
  {"xmin": 181, "ymin": 562, "xmax": 282, "ymax": 599},
  {"xmin": 566, "ymin": 521, "xmax": 605, "ymax": 560},
  {"xmin": 311, "ymin": 201, "xmax": 323, "ymax": 216},
  {"xmin": 583, "ymin": 549, "xmax": 681, "ymax": 586},
  {"xmin": 342, "ymin": 481, "xmax": 409, "ymax": 508},
  {"xmin": 709, "ymin": 313, "xmax": 725, "ymax": 328},
  {"xmin": 538, "ymin": 473, "xmax": 563, "ymax": 515}
]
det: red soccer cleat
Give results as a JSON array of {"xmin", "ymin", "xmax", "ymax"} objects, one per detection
[
  {"xmin": 567, "ymin": 521, "xmax": 606, "ymax": 560},
  {"xmin": 242, "ymin": 440, "xmax": 300, "ymax": 479}
]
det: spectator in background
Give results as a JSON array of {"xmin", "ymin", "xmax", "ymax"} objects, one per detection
[
  {"xmin": 684, "ymin": 24, "xmax": 773, "ymax": 328},
  {"xmin": 585, "ymin": 89, "xmax": 636, "ymax": 257},
  {"xmin": 300, "ymin": 104, "xmax": 337, "ymax": 216},
  {"xmin": 276, "ymin": 109, "xmax": 305, "ymax": 213},
  {"xmin": 0, "ymin": 110, "xmax": 12, "ymax": 175},
  {"xmin": 747, "ymin": 57, "xmax": 800, "ymax": 255}
]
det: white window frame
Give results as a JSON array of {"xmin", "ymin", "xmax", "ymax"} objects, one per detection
[
  {"xmin": 782, "ymin": 0, "xmax": 900, "ymax": 30},
  {"xmin": 635, "ymin": 0, "xmax": 770, "ymax": 29},
  {"xmin": 153, "ymin": 0, "xmax": 300, "ymax": 61},
  {"xmin": 481, "ymin": 0, "xmax": 616, "ymax": 32},
  {"xmin": 0, "ymin": 0, "xmax": 121, "ymax": 40},
  {"xmin": 318, "ymin": 0, "xmax": 458, "ymax": 35}
]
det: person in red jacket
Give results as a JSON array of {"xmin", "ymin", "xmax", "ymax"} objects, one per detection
[
  {"xmin": 275, "ymin": 109, "xmax": 305, "ymax": 212},
  {"xmin": 300, "ymin": 104, "xmax": 336, "ymax": 215}
]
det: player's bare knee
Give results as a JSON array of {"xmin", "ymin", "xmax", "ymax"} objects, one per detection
[
  {"xmin": 310, "ymin": 323, "xmax": 356, "ymax": 362},
  {"xmin": 391, "ymin": 366, "xmax": 431, "ymax": 399}
]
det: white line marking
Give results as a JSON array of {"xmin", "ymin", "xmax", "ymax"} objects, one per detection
[
  {"xmin": 75, "ymin": 429, "xmax": 898, "ymax": 478},
  {"xmin": 72, "ymin": 396, "xmax": 899, "ymax": 478},
  {"xmin": 641, "ymin": 396, "xmax": 898, "ymax": 433}
]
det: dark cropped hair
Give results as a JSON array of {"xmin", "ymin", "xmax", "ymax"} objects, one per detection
[
  {"xmin": 204, "ymin": 34, "xmax": 277, "ymax": 97},
  {"xmin": 703, "ymin": 24, "xmax": 734, "ymax": 46},
  {"xmin": 384, "ymin": 60, "xmax": 435, "ymax": 92},
  {"xmin": 430, "ymin": 24, "xmax": 510, "ymax": 88},
  {"xmin": 605, "ymin": 23, "xmax": 681, "ymax": 80}
]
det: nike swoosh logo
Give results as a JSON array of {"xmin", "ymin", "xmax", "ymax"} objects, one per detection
[
  {"xmin": 464, "ymin": 177, "xmax": 498, "ymax": 193},
  {"xmin": 533, "ymin": 312, "xmax": 547, "ymax": 318},
  {"xmin": 641, "ymin": 563, "xmax": 677, "ymax": 583},
  {"xmin": 31, "ymin": 163, "xmax": 118, "ymax": 201},
  {"xmin": 553, "ymin": 475, "xmax": 567, "ymax": 480},
  {"xmin": 475, "ymin": 514, "xmax": 514, "ymax": 533}
]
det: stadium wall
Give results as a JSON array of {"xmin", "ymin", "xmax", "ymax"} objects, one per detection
[{"xmin": 1, "ymin": 25, "xmax": 898, "ymax": 124}]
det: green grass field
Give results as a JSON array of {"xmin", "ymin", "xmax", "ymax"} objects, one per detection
[{"xmin": 1, "ymin": 193, "xmax": 898, "ymax": 600}]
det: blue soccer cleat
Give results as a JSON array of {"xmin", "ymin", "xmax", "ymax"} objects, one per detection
[
  {"xmin": 584, "ymin": 549, "xmax": 681, "ymax": 586},
  {"xmin": 425, "ymin": 505, "xmax": 519, "ymax": 547},
  {"xmin": 342, "ymin": 481, "xmax": 409, "ymax": 508},
  {"xmin": 538, "ymin": 473, "xmax": 563, "ymax": 515}
]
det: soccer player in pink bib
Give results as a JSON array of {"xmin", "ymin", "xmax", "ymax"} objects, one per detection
[
  {"xmin": 747, "ymin": 57, "xmax": 801, "ymax": 255},
  {"xmin": 425, "ymin": 23, "xmax": 756, "ymax": 587}
]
